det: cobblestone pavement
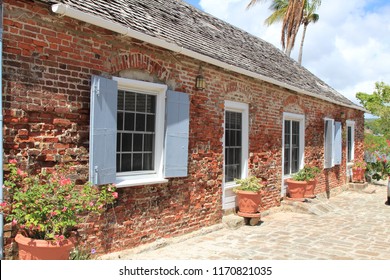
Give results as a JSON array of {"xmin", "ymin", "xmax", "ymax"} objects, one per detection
[{"xmin": 101, "ymin": 181, "xmax": 390, "ymax": 260}]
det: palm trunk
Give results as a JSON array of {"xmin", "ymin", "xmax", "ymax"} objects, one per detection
[{"xmin": 298, "ymin": 23, "xmax": 308, "ymax": 65}]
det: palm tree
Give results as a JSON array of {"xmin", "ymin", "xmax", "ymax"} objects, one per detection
[
  {"xmin": 297, "ymin": 0, "xmax": 321, "ymax": 64},
  {"xmin": 247, "ymin": 0, "xmax": 321, "ymax": 62}
]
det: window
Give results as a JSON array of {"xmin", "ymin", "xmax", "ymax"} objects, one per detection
[
  {"xmin": 224, "ymin": 101, "xmax": 248, "ymax": 184},
  {"xmin": 115, "ymin": 77, "xmax": 166, "ymax": 179},
  {"xmin": 117, "ymin": 90, "xmax": 156, "ymax": 173},
  {"xmin": 324, "ymin": 119, "xmax": 342, "ymax": 168},
  {"xmin": 346, "ymin": 120, "xmax": 355, "ymax": 163},
  {"xmin": 225, "ymin": 111, "xmax": 242, "ymax": 182},
  {"xmin": 283, "ymin": 113, "xmax": 305, "ymax": 176},
  {"xmin": 89, "ymin": 76, "xmax": 190, "ymax": 187}
]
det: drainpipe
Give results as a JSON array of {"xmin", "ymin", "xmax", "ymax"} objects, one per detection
[{"xmin": 0, "ymin": 1, "xmax": 4, "ymax": 260}]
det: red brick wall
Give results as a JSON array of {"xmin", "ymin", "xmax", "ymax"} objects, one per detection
[{"xmin": 1, "ymin": 0, "xmax": 365, "ymax": 258}]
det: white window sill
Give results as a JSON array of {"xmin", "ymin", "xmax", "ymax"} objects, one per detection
[
  {"xmin": 115, "ymin": 176, "xmax": 168, "ymax": 188},
  {"xmin": 224, "ymin": 182, "xmax": 239, "ymax": 190}
]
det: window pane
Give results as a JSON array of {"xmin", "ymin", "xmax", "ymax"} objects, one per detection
[
  {"xmin": 121, "ymin": 154, "xmax": 132, "ymax": 172},
  {"xmin": 143, "ymin": 153, "xmax": 153, "ymax": 170},
  {"xmin": 117, "ymin": 112, "xmax": 124, "ymax": 131},
  {"xmin": 146, "ymin": 95, "xmax": 156, "ymax": 113},
  {"xmin": 122, "ymin": 133, "xmax": 132, "ymax": 152},
  {"xmin": 118, "ymin": 91, "xmax": 124, "ymax": 110},
  {"xmin": 124, "ymin": 113, "xmax": 134, "ymax": 131},
  {"xmin": 133, "ymin": 153, "xmax": 142, "ymax": 171},
  {"xmin": 133, "ymin": 134, "xmax": 143, "ymax": 151},
  {"xmin": 136, "ymin": 93, "xmax": 146, "ymax": 112},
  {"xmin": 144, "ymin": 134, "xmax": 154, "ymax": 152},
  {"xmin": 146, "ymin": 115, "xmax": 155, "ymax": 132},
  {"xmin": 125, "ymin": 93, "xmax": 135, "ymax": 111},
  {"xmin": 136, "ymin": 113, "xmax": 146, "ymax": 132}
]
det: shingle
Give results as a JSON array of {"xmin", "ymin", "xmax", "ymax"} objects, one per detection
[{"xmin": 40, "ymin": 0, "xmax": 361, "ymax": 109}]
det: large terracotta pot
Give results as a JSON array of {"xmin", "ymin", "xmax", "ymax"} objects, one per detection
[
  {"xmin": 352, "ymin": 168, "xmax": 366, "ymax": 182},
  {"xmin": 15, "ymin": 233, "xmax": 74, "ymax": 260},
  {"xmin": 235, "ymin": 190, "xmax": 262, "ymax": 214},
  {"xmin": 305, "ymin": 179, "xmax": 317, "ymax": 198},
  {"xmin": 286, "ymin": 179, "xmax": 307, "ymax": 199}
]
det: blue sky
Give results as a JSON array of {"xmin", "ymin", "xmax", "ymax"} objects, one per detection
[{"xmin": 181, "ymin": 0, "xmax": 390, "ymax": 107}]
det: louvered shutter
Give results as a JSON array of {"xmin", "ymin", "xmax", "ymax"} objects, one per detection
[
  {"xmin": 333, "ymin": 122, "xmax": 342, "ymax": 165},
  {"xmin": 324, "ymin": 119, "xmax": 334, "ymax": 169},
  {"xmin": 164, "ymin": 90, "xmax": 190, "ymax": 178},
  {"xmin": 89, "ymin": 75, "xmax": 118, "ymax": 185}
]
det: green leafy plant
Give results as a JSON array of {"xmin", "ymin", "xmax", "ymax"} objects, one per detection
[
  {"xmin": 353, "ymin": 160, "xmax": 367, "ymax": 170},
  {"xmin": 292, "ymin": 165, "xmax": 321, "ymax": 181},
  {"xmin": 0, "ymin": 160, "xmax": 118, "ymax": 241},
  {"xmin": 367, "ymin": 158, "xmax": 390, "ymax": 181},
  {"xmin": 233, "ymin": 176, "xmax": 265, "ymax": 193}
]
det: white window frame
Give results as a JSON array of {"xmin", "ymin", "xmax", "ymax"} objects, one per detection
[
  {"xmin": 346, "ymin": 120, "xmax": 355, "ymax": 163},
  {"xmin": 113, "ymin": 77, "xmax": 168, "ymax": 187},
  {"xmin": 223, "ymin": 100, "xmax": 249, "ymax": 188},
  {"xmin": 282, "ymin": 112, "xmax": 305, "ymax": 178}
]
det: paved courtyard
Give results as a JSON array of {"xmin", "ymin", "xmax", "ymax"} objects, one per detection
[{"xmin": 101, "ymin": 181, "xmax": 390, "ymax": 260}]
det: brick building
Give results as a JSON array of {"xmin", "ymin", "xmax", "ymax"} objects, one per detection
[{"xmin": 1, "ymin": 0, "xmax": 365, "ymax": 258}]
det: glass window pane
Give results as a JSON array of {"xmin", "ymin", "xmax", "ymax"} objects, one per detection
[
  {"xmin": 116, "ymin": 154, "xmax": 121, "ymax": 172},
  {"xmin": 133, "ymin": 153, "xmax": 142, "ymax": 171},
  {"xmin": 125, "ymin": 92, "xmax": 135, "ymax": 111},
  {"xmin": 122, "ymin": 133, "xmax": 132, "ymax": 152},
  {"xmin": 133, "ymin": 134, "xmax": 143, "ymax": 151},
  {"xmin": 146, "ymin": 95, "xmax": 156, "ymax": 113},
  {"xmin": 124, "ymin": 113, "xmax": 134, "ymax": 131},
  {"xmin": 121, "ymin": 154, "xmax": 132, "ymax": 172},
  {"xmin": 136, "ymin": 93, "xmax": 146, "ymax": 112},
  {"xmin": 136, "ymin": 113, "xmax": 146, "ymax": 132},
  {"xmin": 117, "ymin": 112, "xmax": 124, "ymax": 131},
  {"xmin": 118, "ymin": 90, "xmax": 124, "ymax": 110},
  {"xmin": 144, "ymin": 134, "xmax": 153, "ymax": 152},
  {"xmin": 146, "ymin": 115, "xmax": 155, "ymax": 132},
  {"xmin": 143, "ymin": 153, "xmax": 153, "ymax": 170},
  {"xmin": 117, "ymin": 133, "xmax": 122, "ymax": 152}
]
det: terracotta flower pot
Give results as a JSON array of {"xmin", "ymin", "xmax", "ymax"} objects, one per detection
[
  {"xmin": 286, "ymin": 179, "xmax": 307, "ymax": 199},
  {"xmin": 305, "ymin": 179, "xmax": 317, "ymax": 198},
  {"xmin": 15, "ymin": 233, "xmax": 74, "ymax": 260},
  {"xmin": 352, "ymin": 168, "xmax": 366, "ymax": 182},
  {"xmin": 235, "ymin": 190, "xmax": 262, "ymax": 214}
]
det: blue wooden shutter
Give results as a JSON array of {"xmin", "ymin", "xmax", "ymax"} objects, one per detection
[
  {"xmin": 89, "ymin": 75, "xmax": 118, "ymax": 185},
  {"xmin": 333, "ymin": 122, "xmax": 342, "ymax": 165},
  {"xmin": 324, "ymin": 119, "xmax": 334, "ymax": 169},
  {"xmin": 164, "ymin": 90, "xmax": 190, "ymax": 178}
]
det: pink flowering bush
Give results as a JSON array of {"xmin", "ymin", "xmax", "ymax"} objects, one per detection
[{"xmin": 0, "ymin": 161, "xmax": 118, "ymax": 241}]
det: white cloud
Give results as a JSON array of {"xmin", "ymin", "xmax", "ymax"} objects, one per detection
[{"xmin": 198, "ymin": 0, "xmax": 390, "ymax": 106}]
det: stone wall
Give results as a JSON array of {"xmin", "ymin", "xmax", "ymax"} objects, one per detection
[{"xmin": 1, "ymin": 0, "xmax": 364, "ymax": 258}]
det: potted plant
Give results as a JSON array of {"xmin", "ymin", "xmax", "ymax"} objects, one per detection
[
  {"xmin": 233, "ymin": 176, "xmax": 265, "ymax": 213},
  {"xmin": 302, "ymin": 165, "xmax": 321, "ymax": 198},
  {"xmin": 352, "ymin": 160, "xmax": 367, "ymax": 182},
  {"xmin": 0, "ymin": 160, "xmax": 118, "ymax": 260},
  {"xmin": 286, "ymin": 169, "xmax": 307, "ymax": 200}
]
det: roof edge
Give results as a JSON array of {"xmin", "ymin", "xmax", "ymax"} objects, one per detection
[{"xmin": 51, "ymin": 3, "xmax": 366, "ymax": 112}]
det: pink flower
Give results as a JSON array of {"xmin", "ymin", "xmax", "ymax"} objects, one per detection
[
  {"xmin": 112, "ymin": 192, "xmax": 118, "ymax": 199},
  {"xmin": 12, "ymin": 219, "xmax": 17, "ymax": 226},
  {"xmin": 89, "ymin": 202, "xmax": 94, "ymax": 207},
  {"xmin": 0, "ymin": 202, "xmax": 7, "ymax": 208},
  {"xmin": 59, "ymin": 235, "xmax": 64, "ymax": 240},
  {"xmin": 59, "ymin": 178, "xmax": 71, "ymax": 186},
  {"xmin": 62, "ymin": 206, "xmax": 68, "ymax": 212},
  {"xmin": 9, "ymin": 159, "xmax": 17, "ymax": 164},
  {"xmin": 17, "ymin": 169, "xmax": 26, "ymax": 177},
  {"xmin": 50, "ymin": 211, "xmax": 57, "ymax": 217},
  {"xmin": 108, "ymin": 187, "xmax": 112, "ymax": 192}
]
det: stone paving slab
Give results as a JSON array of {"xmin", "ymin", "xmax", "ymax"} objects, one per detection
[{"xmin": 100, "ymin": 181, "xmax": 390, "ymax": 260}]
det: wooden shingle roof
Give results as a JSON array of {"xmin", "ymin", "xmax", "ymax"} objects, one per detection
[{"xmin": 41, "ymin": 0, "xmax": 362, "ymax": 110}]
